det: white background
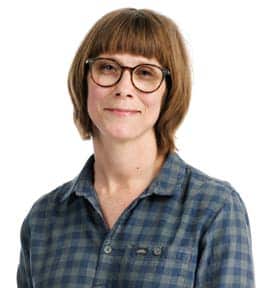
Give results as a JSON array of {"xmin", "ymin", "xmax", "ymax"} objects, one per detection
[{"xmin": 0, "ymin": 0, "xmax": 263, "ymax": 286}]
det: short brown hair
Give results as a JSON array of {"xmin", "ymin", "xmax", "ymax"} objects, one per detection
[{"xmin": 68, "ymin": 8, "xmax": 192, "ymax": 156}]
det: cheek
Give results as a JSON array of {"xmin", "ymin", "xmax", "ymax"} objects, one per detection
[
  {"xmin": 87, "ymin": 81, "xmax": 104, "ymax": 115},
  {"xmin": 143, "ymin": 87, "xmax": 166, "ymax": 114}
]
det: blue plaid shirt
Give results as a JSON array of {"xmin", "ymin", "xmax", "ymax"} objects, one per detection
[{"xmin": 17, "ymin": 152, "xmax": 255, "ymax": 287}]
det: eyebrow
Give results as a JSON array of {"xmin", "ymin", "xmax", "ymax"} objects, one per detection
[{"xmin": 100, "ymin": 55, "xmax": 158, "ymax": 67}]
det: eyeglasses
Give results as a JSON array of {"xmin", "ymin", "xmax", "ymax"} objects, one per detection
[{"xmin": 85, "ymin": 57, "xmax": 170, "ymax": 93}]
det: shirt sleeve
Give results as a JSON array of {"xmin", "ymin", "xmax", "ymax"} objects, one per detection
[
  {"xmin": 17, "ymin": 215, "xmax": 33, "ymax": 288},
  {"xmin": 194, "ymin": 189, "xmax": 255, "ymax": 288}
]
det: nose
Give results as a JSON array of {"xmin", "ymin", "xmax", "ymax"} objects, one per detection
[{"xmin": 114, "ymin": 69, "xmax": 135, "ymax": 96}]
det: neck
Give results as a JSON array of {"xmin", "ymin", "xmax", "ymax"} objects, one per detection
[{"xmin": 92, "ymin": 130, "xmax": 165, "ymax": 197}]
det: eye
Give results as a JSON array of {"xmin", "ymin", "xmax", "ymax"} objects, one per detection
[
  {"xmin": 99, "ymin": 63, "xmax": 116, "ymax": 72},
  {"xmin": 140, "ymin": 70, "xmax": 152, "ymax": 76},
  {"xmin": 101, "ymin": 64, "xmax": 115, "ymax": 71},
  {"xmin": 135, "ymin": 65, "xmax": 160, "ymax": 80},
  {"xmin": 136, "ymin": 67, "xmax": 154, "ymax": 77},
  {"xmin": 94, "ymin": 60, "xmax": 119, "ymax": 74}
]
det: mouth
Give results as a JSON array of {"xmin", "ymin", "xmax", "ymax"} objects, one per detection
[
  {"xmin": 104, "ymin": 108, "xmax": 140, "ymax": 116},
  {"xmin": 105, "ymin": 108, "xmax": 140, "ymax": 112}
]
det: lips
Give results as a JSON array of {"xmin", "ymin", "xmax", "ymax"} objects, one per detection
[
  {"xmin": 105, "ymin": 108, "xmax": 140, "ymax": 112},
  {"xmin": 104, "ymin": 107, "xmax": 140, "ymax": 116}
]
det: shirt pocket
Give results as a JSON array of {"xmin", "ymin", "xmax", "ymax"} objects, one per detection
[{"xmin": 117, "ymin": 244, "xmax": 194, "ymax": 287}]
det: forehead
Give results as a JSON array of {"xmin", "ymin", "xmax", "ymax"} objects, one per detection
[{"xmin": 98, "ymin": 53, "xmax": 162, "ymax": 67}]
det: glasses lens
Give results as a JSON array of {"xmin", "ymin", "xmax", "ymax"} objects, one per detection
[
  {"xmin": 91, "ymin": 59, "xmax": 121, "ymax": 86},
  {"xmin": 133, "ymin": 65, "xmax": 163, "ymax": 92}
]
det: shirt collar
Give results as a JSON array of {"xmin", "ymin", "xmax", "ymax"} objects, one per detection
[{"xmin": 60, "ymin": 151, "xmax": 189, "ymax": 203}]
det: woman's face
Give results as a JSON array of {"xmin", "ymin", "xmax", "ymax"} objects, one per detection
[{"xmin": 87, "ymin": 53, "xmax": 167, "ymax": 142}]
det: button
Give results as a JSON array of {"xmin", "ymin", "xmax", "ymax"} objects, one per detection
[
  {"xmin": 104, "ymin": 239, "xmax": 111, "ymax": 245},
  {"xmin": 104, "ymin": 245, "xmax": 112, "ymax": 254},
  {"xmin": 135, "ymin": 247, "xmax": 148, "ymax": 255},
  {"xmin": 152, "ymin": 246, "xmax": 162, "ymax": 256}
]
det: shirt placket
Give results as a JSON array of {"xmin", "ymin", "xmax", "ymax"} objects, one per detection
[{"xmin": 90, "ymin": 194, "xmax": 145, "ymax": 287}]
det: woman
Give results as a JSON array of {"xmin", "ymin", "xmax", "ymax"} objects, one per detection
[{"xmin": 17, "ymin": 8, "xmax": 255, "ymax": 287}]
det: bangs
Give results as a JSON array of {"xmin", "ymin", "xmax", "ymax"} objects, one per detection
[{"xmin": 88, "ymin": 9, "xmax": 167, "ymax": 65}]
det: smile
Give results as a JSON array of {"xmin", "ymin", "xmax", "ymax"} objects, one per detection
[{"xmin": 104, "ymin": 108, "xmax": 140, "ymax": 116}]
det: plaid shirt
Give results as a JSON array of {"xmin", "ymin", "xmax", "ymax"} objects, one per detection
[{"xmin": 17, "ymin": 152, "xmax": 255, "ymax": 287}]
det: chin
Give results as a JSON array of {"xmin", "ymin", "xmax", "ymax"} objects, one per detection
[
  {"xmin": 109, "ymin": 132, "xmax": 138, "ymax": 141},
  {"xmin": 104, "ymin": 127, "xmax": 141, "ymax": 141}
]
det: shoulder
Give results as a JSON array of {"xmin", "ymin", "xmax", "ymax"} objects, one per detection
[
  {"xmin": 22, "ymin": 179, "xmax": 74, "ymax": 227},
  {"xmin": 183, "ymin": 161, "xmax": 249, "ymax": 223},
  {"xmin": 187, "ymin": 163, "xmax": 234, "ymax": 198}
]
